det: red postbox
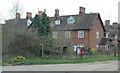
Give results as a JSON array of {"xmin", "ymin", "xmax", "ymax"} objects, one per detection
[{"xmin": 80, "ymin": 48, "xmax": 84, "ymax": 55}]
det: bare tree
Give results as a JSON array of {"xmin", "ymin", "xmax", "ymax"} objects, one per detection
[
  {"xmin": 10, "ymin": 0, "xmax": 23, "ymax": 18},
  {"xmin": 0, "ymin": 13, "xmax": 5, "ymax": 24}
]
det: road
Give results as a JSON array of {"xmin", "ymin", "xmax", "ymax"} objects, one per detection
[{"xmin": 2, "ymin": 60, "xmax": 118, "ymax": 71}]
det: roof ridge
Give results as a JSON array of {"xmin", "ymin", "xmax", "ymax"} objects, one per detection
[{"xmin": 50, "ymin": 13, "xmax": 98, "ymax": 18}]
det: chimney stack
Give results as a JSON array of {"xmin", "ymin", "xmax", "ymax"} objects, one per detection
[
  {"xmin": 26, "ymin": 12, "xmax": 32, "ymax": 19},
  {"xmin": 79, "ymin": 7, "xmax": 85, "ymax": 15},
  {"xmin": 105, "ymin": 20, "xmax": 110, "ymax": 27},
  {"xmin": 16, "ymin": 13, "xmax": 21, "ymax": 19},
  {"xmin": 38, "ymin": 11, "xmax": 42, "ymax": 16},
  {"xmin": 54, "ymin": 9, "xmax": 59, "ymax": 17},
  {"xmin": 112, "ymin": 22, "xmax": 118, "ymax": 28}
]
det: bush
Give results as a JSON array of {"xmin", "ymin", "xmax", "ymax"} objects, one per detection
[{"xmin": 9, "ymin": 56, "xmax": 26, "ymax": 65}]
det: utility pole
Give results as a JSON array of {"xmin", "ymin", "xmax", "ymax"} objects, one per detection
[
  {"xmin": 118, "ymin": 24, "xmax": 120, "ymax": 57},
  {"xmin": 118, "ymin": 24, "xmax": 120, "ymax": 73}
]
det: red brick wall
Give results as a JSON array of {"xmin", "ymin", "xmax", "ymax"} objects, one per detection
[
  {"xmin": 71, "ymin": 30, "xmax": 89, "ymax": 47},
  {"xmin": 89, "ymin": 16, "xmax": 104, "ymax": 48},
  {"xmin": 71, "ymin": 16, "xmax": 104, "ymax": 49}
]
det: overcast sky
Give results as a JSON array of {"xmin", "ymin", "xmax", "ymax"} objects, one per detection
[{"xmin": 0, "ymin": 0, "xmax": 119, "ymax": 24}]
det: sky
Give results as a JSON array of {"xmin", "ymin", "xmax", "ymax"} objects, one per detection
[{"xmin": 0, "ymin": 0, "xmax": 119, "ymax": 24}]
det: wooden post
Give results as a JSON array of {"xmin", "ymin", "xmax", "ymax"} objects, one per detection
[
  {"xmin": 42, "ymin": 43, "xmax": 44, "ymax": 58},
  {"xmin": 76, "ymin": 48, "xmax": 77, "ymax": 59},
  {"xmin": 80, "ymin": 54, "xmax": 83, "ymax": 60}
]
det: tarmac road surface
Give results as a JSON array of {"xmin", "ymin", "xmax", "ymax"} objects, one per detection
[{"xmin": 2, "ymin": 60, "xmax": 118, "ymax": 71}]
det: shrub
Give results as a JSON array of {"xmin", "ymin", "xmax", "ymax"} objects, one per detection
[
  {"xmin": 91, "ymin": 48, "xmax": 97, "ymax": 53},
  {"xmin": 9, "ymin": 56, "xmax": 26, "ymax": 65}
]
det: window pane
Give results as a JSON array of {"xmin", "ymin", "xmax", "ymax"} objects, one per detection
[
  {"xmin": 52, "ymin": 31, "xmax": 57, "ymax": 38},
  {"xmin": 65, "ymin": 31, "xmax": 71, "ymax": 38},
  {"xmin": 55, "ymin": 20, "xmax": 60, "ymax": 25},
  {"xmin": 96, "ymin": 32, "xmax": 99, "ymax": 39},
  {"xmin": 78, "ymin": 31, "xmax": 84, "ymax": 38}
]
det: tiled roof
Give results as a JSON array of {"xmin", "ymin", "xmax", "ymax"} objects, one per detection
[
  {"xmin": 99, "ymin": 38, "xmax": 108, "ymax": 45},
  {"xmin": 3, "ymin": 18, "xmax": 34, "ymax": 32},
  {"xmin": 110, "ymin": 30, "xmax": 118, "ymax": 36},
  {"xmin": 109, "ymin": 27, "xmax": 118, "ymax": 36},
  {"xmin": 3, "ymin": 19, "xmax": 27, "ymax": 33},
  {"xmin": 51, "ymin": 13, "xmax": 105, "ymax": 31},
  {"xmin": 5, "ymin": 19, "xmax": 27, "ymax": 26}
]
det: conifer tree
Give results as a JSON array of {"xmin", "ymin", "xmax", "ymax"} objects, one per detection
[
  {"xmin": 32, "ymin": 10, "xmax": 52, "ymax": 57},
  {"xmin": 33, "ymin": 10, "xmax": 51, "ymax": 37}
]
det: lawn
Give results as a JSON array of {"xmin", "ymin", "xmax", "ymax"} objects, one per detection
[
  {"xmin": 2, "ymin": 56, "xmax": 118, "ymax": 66},
  {"xmin": 20, "ymin": 56, "xmax": 118, "ymax": 65}
]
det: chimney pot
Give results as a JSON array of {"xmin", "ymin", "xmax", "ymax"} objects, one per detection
[
  {"xmin": 16, "ymin": 13, "xmax": 21, "ymax": 19},
  {"xmin": 112, "ymin": 22, "xmax": 118, "ymax": 28},
  {"xmin": 79, "ymin": 7, "xmax": 85, "ymax": 14},
  {"xmin": 54, "ymin": 9, "xmax": 59, "ymax": 17},
  {"xmin": 38, "ymin": 11, "xmax": 42, "ymax": 16}
]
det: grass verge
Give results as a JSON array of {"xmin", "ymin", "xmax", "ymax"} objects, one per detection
[
  {"xmin": 23, "ymin": 56, "xmax": 118, "ymax": 65},
  {"xmin": 2, "ymin": 56, "xmax": 118, "ymax": 66}
]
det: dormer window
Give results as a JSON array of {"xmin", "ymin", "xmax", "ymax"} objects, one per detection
[
  {"xmin": 27, "ymin": 19, "xmax": 32, "ymax": 27},
  {"xmin": 55, "ymin": 20, "xmax": 60, "ymax": 25},
  {"xmin": 67, "ymin": 16, "xmax": 76, "ymax": 24}
]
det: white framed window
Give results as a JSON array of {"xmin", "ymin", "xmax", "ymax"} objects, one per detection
[
  {"xmin": 78, "ymin": 30, "xmax": 84, "ymax": 38},
  {"xmin": 115, "ymin": 35, "xmax": 118, "ymax": 39},
  {"xmin": 106, "ymin": 32, "xmax": 109, "ymax": 38},
  {"xmin": 65, "ymin": 31, "xmax": 71, "ymax": 38},
  {"xmin": 52, "ymin": 31, "xmax": 57, "ymax": 38},
  {"xmin": 78, "ymin": 44, "xmax": 84, "ymax": 47},
  {"xmin": 27, "ymin": 19, "xmax": 32, "ymax": 26},
  {"xmin": 96, "ymin": 32, "xmax": 99, "ymax": 39},
  {"xmin": 55, "ymin": 20, "xmax": 60, "ymax": 25}
]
